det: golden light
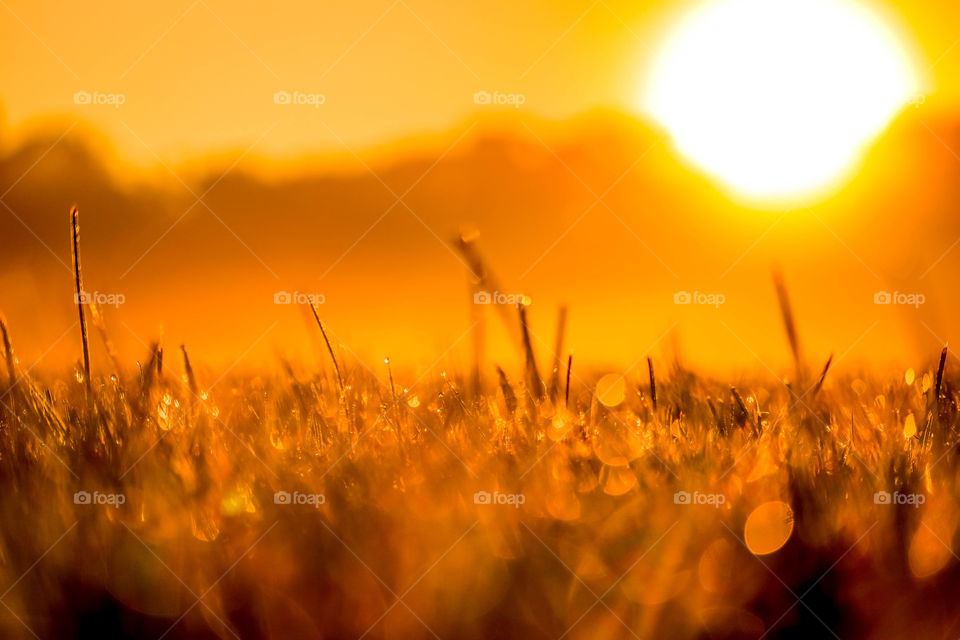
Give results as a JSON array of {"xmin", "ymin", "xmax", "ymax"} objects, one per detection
[
  {"xmin": 744, "ymin": 501, "xmax": 794, "ymax": 555},
  {"xmin": 596, "ymin": 373, "xmax": 627, "ymax": 407},
  {"xmin": 908, "ymin": 518, "xmax": 954, "ymax": 579},
  {"xmin": 644, "ymin": 0, "xmax": 919, "ymax": 202}
]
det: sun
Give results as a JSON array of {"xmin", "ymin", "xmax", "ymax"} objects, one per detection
[{"xmin": 643, "ymin": 0, "xmax": 919, "ymax": 203}]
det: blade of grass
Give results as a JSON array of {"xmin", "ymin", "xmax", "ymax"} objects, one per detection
[
  {"xmin": 70, "ymin": 206, "xmax": 91, "ymax": 388},
  {"xmin": 0, "ymin": 317, "xmax": 15, "ymax": 392},
  {"xmin": 519, "ymin": 304, "xmax": 544, "ymax": 401},
  {"xmin": 935, "ymin": 345, "xmax": 947, "ymax": 402},
  {"xmin": 773, "ymin": 268, "xmax": 803, "ymax": 382},
  {"xmin": 496, "ymin": 365, "xmax": 518, "ymax": 412},
  {"xmin": 811, "ymin": 353, "xmax": 833, "ymax": 398},
  {"xmin": 0, "ymin": 317, "xmax": 16, "ymax": 417},
  {"xmin": 648, "ymin": 356, "xmax": 658, "ymax": 411},
  {"xmin": 310, "ymin": 302, "xmax": 344, "ymax": 398},
  {"xmin": 181, "ymin": 344, "xmax": 198, "ymax": 396},
  {"xmin": 547, "ymin": 306, "xmax": 568, "ymax": 401}
]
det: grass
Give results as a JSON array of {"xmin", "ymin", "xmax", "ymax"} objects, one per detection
[
  {"xmin": 0, "ymin": 321, "xmax": 957, "ymax": 639},
  {"xmin": 0, "ymin": 212, "xmax": 956, "ymax": 639}
]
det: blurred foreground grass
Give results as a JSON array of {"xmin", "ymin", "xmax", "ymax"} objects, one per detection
[{"xmin": 0, "ymin": 334, "xmax": 958, "ymax": 640}]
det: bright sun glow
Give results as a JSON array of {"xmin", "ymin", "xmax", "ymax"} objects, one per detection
[{"xmin": 645, "ymin": 0, "xmax": 919, "ymax": 202}]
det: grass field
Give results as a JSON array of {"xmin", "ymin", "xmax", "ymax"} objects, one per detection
[
  {"xmin": 0, "ymin": 302, "xmax": 957, "ymax": 640},
  {"xmin": 0, "ymin": 212, "xmax": 955, "ymax": 640}
]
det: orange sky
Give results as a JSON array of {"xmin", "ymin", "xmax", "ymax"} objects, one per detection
[
  {"xmin": 2, "ymin": 0, "xmax": 960, "ymax": 378},
  {"xmin": 1, "ymin": 0, "xmax": 958, "ymax": 165}
]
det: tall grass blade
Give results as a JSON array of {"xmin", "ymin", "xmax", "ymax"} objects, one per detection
[
  {"xmin": 310, "ymin": 302, "xmax": 344, "ymax": 398},
  {"xmin": 0, "ymin": 317, "xmax": 15, "ymax": 392},
  {"xmin": 518, "ymin": 305, "xmax": 544, "ymax": 401},
  {"xmin": 496, "ymin": 365, "xmax": 517, "ymax": 412},
  {"xmin": 773, "ymin": 268, "xmax": 803, "ymax": 381},
  {"xmin": 935, "ymin": 345, "xmax": 947, "ymax": 402},
  {"xmin": 811, "ymin": 353, "xmax": 833, "ymax": 398},
  {"xmin": 648, "ymin": 356, "xmax": 658, "ymax": 411},
  {"xmin": 70, "ymin": 206, "xmax": 91, "ymax": 388},
  {"xmin": 181, "ymin": 344, "xmax": 198, "ymax": 396},
  {"xmin": 547, "ymin": 306, "xmax": 567, "ymax": 401}
]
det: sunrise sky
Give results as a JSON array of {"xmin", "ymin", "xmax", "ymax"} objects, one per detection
[
  {"xmin": 0, "ymin": 0, "xmax": 957, "ymax": 164},
  {"xmin": 2, "ymin": 0, "xmax": 960, "ymax": 375}
]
